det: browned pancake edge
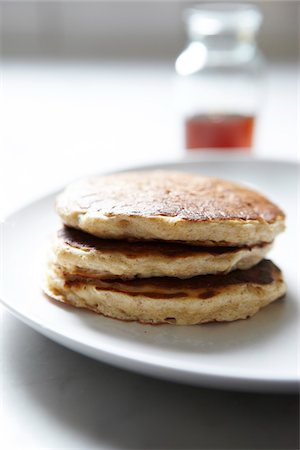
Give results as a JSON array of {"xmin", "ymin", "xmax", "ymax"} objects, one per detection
[
  {"xmin": 58, "ymin": 226, "xmax": 270, "ymax": 258},
  {"xmin": 61, "ymin": 260, "xmax": 282, "ymax": 300}
]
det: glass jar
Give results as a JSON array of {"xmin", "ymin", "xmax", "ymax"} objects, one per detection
[{"xmin": 175, "ymin": 3, "xmax": 264, "ymax": 150}]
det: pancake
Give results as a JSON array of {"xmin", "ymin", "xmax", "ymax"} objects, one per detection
[
  {"xmin": 56, "ymin": 171, "xmax": 285, "ymax": 246},
  {"xmin": 45, "ymin": 259, "xmax": 286, "ymax": 325},
  {"xmin": 54, "ymin": 227, "xmax": 272, "ymax": 279}
]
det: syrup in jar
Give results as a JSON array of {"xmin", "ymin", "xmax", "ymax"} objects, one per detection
[{"xmin": 185, "ymin": 113, "xmax": 255, "ymax": 149}]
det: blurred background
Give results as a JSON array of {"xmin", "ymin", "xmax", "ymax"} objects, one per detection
[
  {"xmin": 1, "ymin": 0, "xmax": 299, "ymax": 216},
  {"xmin": 2, "ymin": 1, "xmax": 298, "ymax": 60}
]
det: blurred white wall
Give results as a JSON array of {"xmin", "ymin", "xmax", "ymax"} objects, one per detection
[{"xmin": 1, "ymin": 1, "xmax": 299, "ymax": 61}]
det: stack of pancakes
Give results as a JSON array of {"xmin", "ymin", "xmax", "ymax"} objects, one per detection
[{"xmin": 45, "ymin": 171, "xmax": 286, "ymax": 325}]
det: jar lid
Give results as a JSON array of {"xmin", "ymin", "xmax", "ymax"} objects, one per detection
[{"xmin": 185, "ymin": 3, "xmax": 263, "ymax": 38}]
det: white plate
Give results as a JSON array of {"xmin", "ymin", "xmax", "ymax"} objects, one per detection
[{"xmin": 1, "ymin": 159, "xmax": 299, "ymax": 392}]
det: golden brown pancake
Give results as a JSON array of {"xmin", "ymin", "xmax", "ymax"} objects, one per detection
[
  {"xmin": 54, "ymin": 226, "xmax": 272, "ymax": 279},
  {"xmin": 45, "ymin": 259, "xmax": 286, "ymax": 325},
  {"xmin": 56, "ymin": 171, "xmax": 285, "ymax": 246}
]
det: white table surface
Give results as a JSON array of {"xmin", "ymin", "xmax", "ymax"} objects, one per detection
[{"xmin": 1, "ymin": 61, "xmax": 299, "ymax": 449}]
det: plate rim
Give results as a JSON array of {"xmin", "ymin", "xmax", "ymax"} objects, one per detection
[{"xmin": 1, "ymin": 156, "xmax": 298, "ymax": 223}]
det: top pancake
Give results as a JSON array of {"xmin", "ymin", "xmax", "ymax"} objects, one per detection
[{"xmin": 56, "ymin": 170, "xmax": 285, "ymax": 246}]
